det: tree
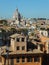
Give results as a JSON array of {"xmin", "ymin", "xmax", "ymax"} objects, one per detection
[{"xmin": 10, "ymin": 28, "xmax": 17, "ymax": 34}]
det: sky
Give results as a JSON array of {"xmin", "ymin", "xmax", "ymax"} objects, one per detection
[{"xmin": 0, "ymin": 0, "xmax": 49, "ymax": 19}]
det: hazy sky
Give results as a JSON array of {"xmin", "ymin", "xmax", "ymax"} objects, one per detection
[{"xmin": 0, "ymin": 0, "xmax": 49, "ymax": 19}]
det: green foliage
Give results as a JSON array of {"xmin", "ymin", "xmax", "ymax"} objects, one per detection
[
  {"xmin": 10, "ymin": 28, "xmax": 16, "ymax": 31},
  {"xmin": 0, "ymin": 20, "xmax": 8, "ymax": 26},
  {"xmin": 10, "ymin": 28, "xmax": 17, "ymax": 34},
  {"xmin": 31, "ymin": 32, "xmax": 34, "ymax": 36},
  {"xmin": 37, "ymin": 18, "xmax": 46, "ymax": 20},
  {"xmin": 40, "ymin": 28, "xmax": 45, "ymax": 30},
  {"xmin": 18, "ymin": 28, "xmax": 28, "ymax": 35}
]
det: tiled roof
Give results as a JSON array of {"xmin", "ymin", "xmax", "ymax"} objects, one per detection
[
  {"xmin": 10, "ymin": 33, "xmax": 26, "ymax": 38},
  {"xmin": 40, "ymin": 36, "xmax": 49, "ymax": 43}
]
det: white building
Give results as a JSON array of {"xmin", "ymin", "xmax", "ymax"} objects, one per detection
[{"xmin": 39, "ymin": 30, "xmax": 48, "ymax": 37}]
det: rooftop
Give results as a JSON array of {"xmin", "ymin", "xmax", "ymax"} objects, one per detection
[
  {"xmin": 2, "ymin": 49, "xmax": 43, "ymax": 56},
  {"xmin": 10, "ymin": 33, "xmax": 26, "ymax": 38}
]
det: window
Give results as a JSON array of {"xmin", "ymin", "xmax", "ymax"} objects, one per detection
[
  {"xmin": 27, "ymin": 57, "xmax": 32, "ymax": 62},
  {"xmin": 41, "ymin": 32, "xmax": 43, "ymax": 35},
  {"xmin": 48, "ymin": 43, "xmax": 49, "ymax": 52},
  {"xmin": 40, "ymin": 44, "xmax": 43, "ymax": 51},
  {"xmin": 17, "ymin": 46, "xmax": 20, "ymax": 50},
  {"xmin": 22, "ymin": 56, "xmax": 25, "ymax": 62},
  {"xmin": 16, "ymin": 57, "xmax": 20, "ymax": 63},
  {"xmin": 48, "ymin": 43, "xmax": 49, "ymax": 49},
  {"xmin": 11, "ymin": 58, "xmax": 14, "ymax": 65},
  {"xmin": 34, "ymin": 57, "xmax": 40, "ymax": 62},
  {"xmin": 17, "ymin": 38, "xmax": 20, "ymax": 42},
  {"xmin": 21, "ymin": 38, "xmax": 24, "ymax": 42},
  {"xmin": 22, "ymin": 46, "xmax": 25, "ymax": 50},
  {"xmin": 0, "ymin": 57, "xmax": 2, "ymax": 62}
]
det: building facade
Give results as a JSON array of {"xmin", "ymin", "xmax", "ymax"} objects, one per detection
[{"xmin": 0, "ymin": 33, "xmax": 43, "ymax": 65}]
